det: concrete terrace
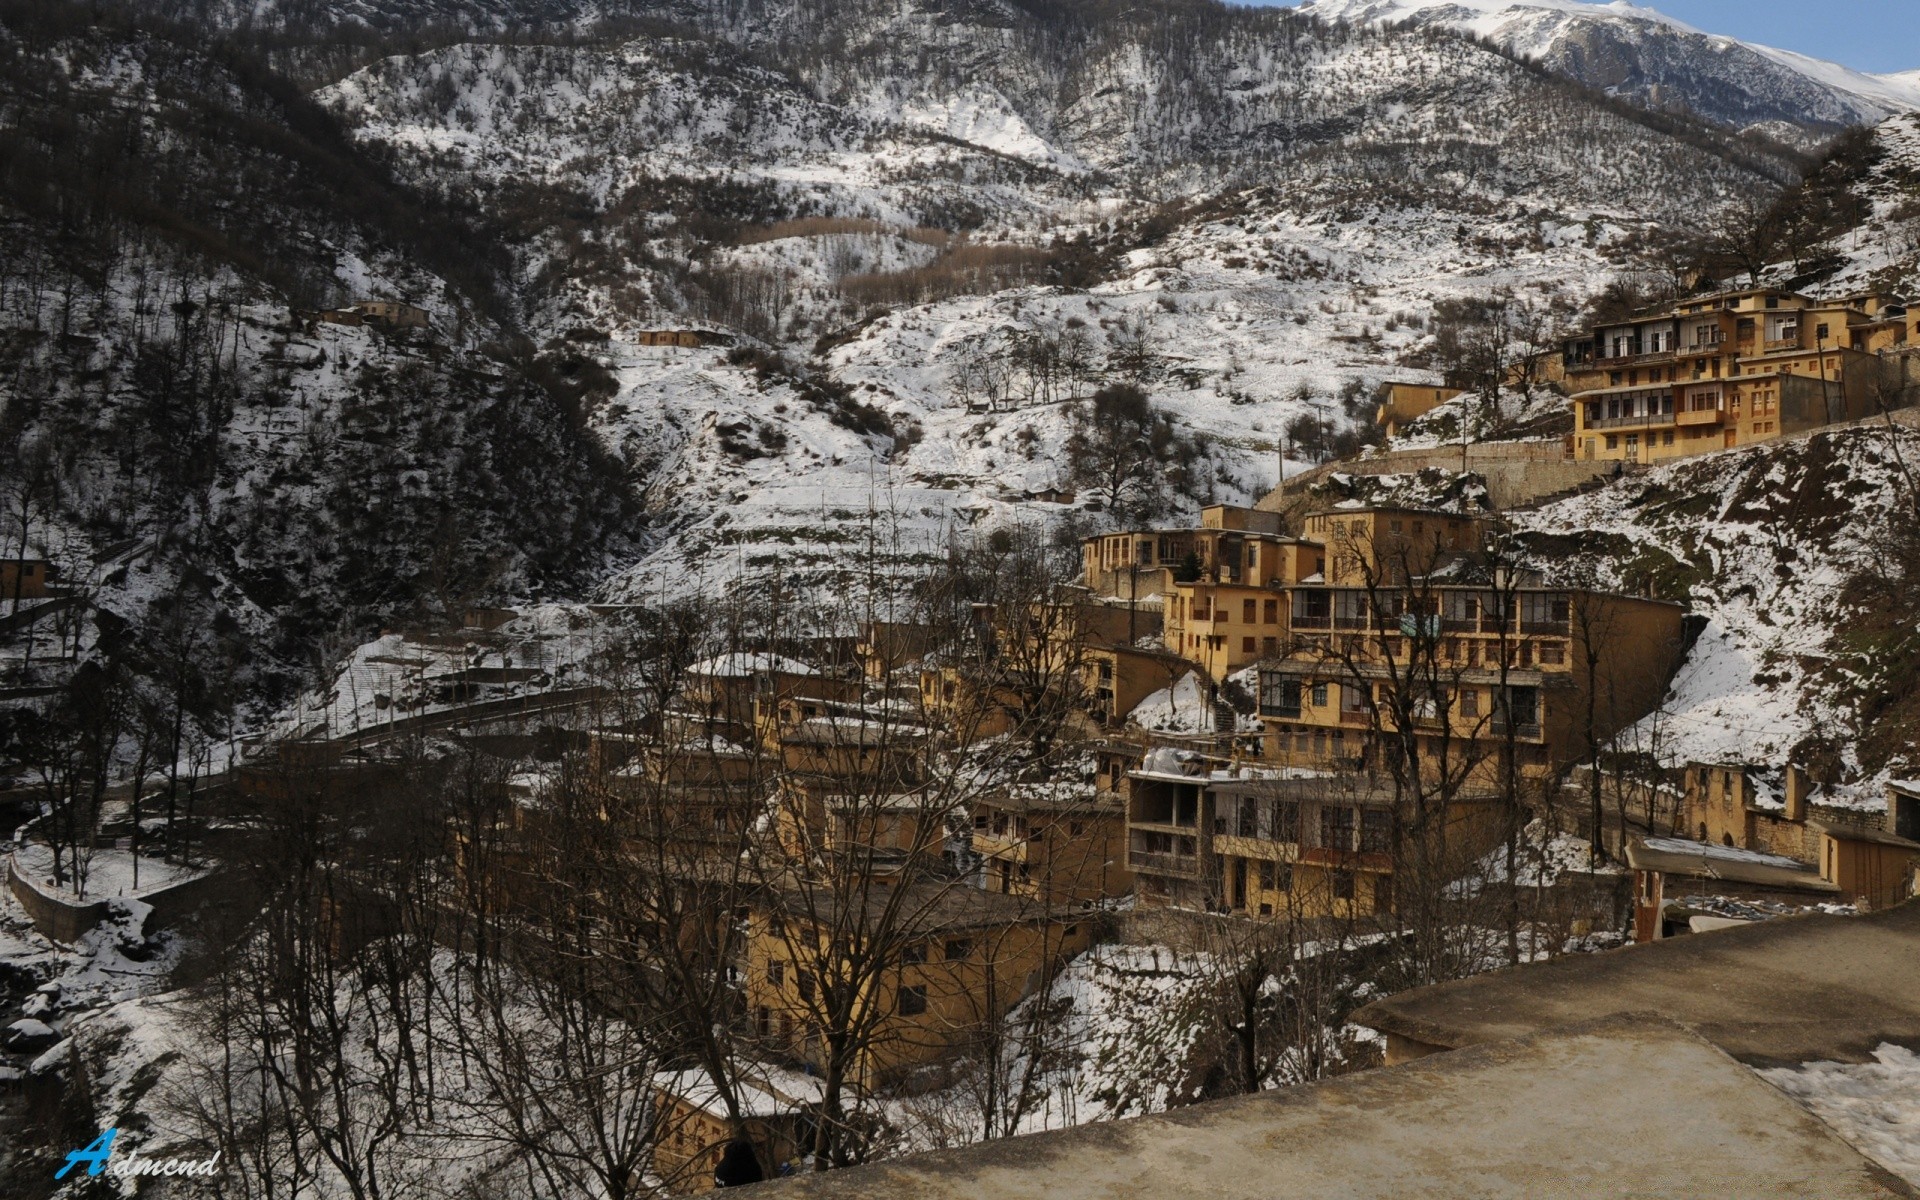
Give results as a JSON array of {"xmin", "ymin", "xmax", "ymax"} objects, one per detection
[
  {"xmin": 1354, "ymin": 901, "xmax": 1920, "ymax": 1066},
  {"xmin": 756, "ymin": 1016, "xmax": 1916, "ymax": 1198}
]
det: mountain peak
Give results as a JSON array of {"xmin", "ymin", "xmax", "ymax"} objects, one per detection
[{"xmin": 1297, "ymin": 0, "xmax": 1920, "ymax": 143}]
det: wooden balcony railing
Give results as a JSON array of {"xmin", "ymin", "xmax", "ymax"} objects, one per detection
[
  {"xmin": 1586, "ymin": 412, "xmax": 1674, "ymax": 430},
  {"xmin": 1128, "ymin": 849, "xmax": 1199, "ymax": 877}
]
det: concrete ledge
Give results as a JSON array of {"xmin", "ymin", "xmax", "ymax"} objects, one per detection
[
  {"xmin": 759, "ymin": 1016, "xmax": 1916, "ymax": 1198},
  {"xmin": 1354, "ymin": 901, "xmax": 1920, "ymax": 1066}
]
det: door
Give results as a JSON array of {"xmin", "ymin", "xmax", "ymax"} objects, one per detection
[{"xmin": 1896, "ymin": 794, "xmax": 1920, "ymax": 842}]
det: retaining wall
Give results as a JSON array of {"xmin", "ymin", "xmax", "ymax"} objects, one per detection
[
  {"xmin": 1260, "ymin": 441, "xmax": 1613, "ymax": 515},
  {"xmin": 5, "ymin": 851, "xmax": 225, "ymax": 945}
]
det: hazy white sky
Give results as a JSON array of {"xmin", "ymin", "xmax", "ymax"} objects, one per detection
[{"xmin": 1261, "ymin": 1, "xmax": 1918, "ymax": 75}]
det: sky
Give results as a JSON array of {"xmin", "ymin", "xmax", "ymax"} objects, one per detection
[{"xmin": 1265, "ymin": 1, "xmax": 1918, "ymax": 75}]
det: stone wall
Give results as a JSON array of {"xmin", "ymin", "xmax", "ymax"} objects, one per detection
[
  {"xmin": 5, "ymin": 856, "xmax": 106, "ymax": 944},
  {"xmin": 1261, "ymin": 441, "xmax": 1614, "ymax": 517},
  {"xmin": 5, "ymin": 851, "xmax": 224, "ymax": 945}
]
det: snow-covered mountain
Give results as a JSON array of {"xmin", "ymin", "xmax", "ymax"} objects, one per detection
[
  {"xmin": 1297, "ymin": 0, "xmax": 1920, "ymax": 143},
  {"xmin": 308, "ymin": 0, "xmax": 1793, "ymax": 599},
  {"xmin": 0, "ymin": 0, "xmax": 1810, "ymax": 718}
]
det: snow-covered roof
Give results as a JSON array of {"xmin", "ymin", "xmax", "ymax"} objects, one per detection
[
  {"xmin": 654, "ymin": 1065, "xmax": 825, "ymax": 1121},
  {"xmin": 1640, "ymin": 836, "xmax": 1809, "ymax": 870},
  {"xmin": 688, "ymin": 652, "xmax": 818, "ymax": 678},
  {"xmin": 1128, "ymin": 672, "xmax": 1211, "ymax": 734}
]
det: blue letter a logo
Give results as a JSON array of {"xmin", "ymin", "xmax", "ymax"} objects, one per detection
[{"xmin": 56, "ymin": 1129, "xmax": 118, "ymax": 1178}]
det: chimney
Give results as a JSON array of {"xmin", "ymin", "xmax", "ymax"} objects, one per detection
[{"xmin": 1784, "ymin": 764, "xmax": 1810, "ymax": 823}]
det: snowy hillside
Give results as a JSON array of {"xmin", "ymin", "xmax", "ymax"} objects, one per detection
[
  {"xmin": 0, "ymin": 6, "xmax": 639, "ymax": 721},
  {"xmin": 1298, "ymin": 0, "xmax": 1920, "ymax": 143},
  {"xmin": 1514, "ymin": 422, "xmax": 1920, "ymax": 806},
  {"xmin": 1761, "ymin": 111, "xmax": 1920, "ymax": 298}
]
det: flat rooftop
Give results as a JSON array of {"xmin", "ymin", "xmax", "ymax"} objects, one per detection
[
  {"xmin": 1355, "ymin": 901, "xmax": 1920, "ymax": 1066},
  {"xmin": 758, "ymin": 1017, "xmax": 1915, "ymax": 1198}
]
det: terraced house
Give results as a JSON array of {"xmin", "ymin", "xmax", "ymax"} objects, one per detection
[
  {"xmin": 1257, "ymin": 578, "xmax": 1684, "ymax": 782},
  {"xmin": 1562, "ymin": 287, "xmax": 1912, "ymax": 464}
]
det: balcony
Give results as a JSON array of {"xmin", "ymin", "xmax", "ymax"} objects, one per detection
[
  {"xmin": 1128, "ymin": 849, "xmax": 1199, "ymax": 877},
  {"xmin": 1291, "ymin": 614, "xmax": 1330, "ymax": 630},
  {"xmin": 1593, "ymin": 350, "xmax": 1674, "ymax": 369},
  {"xmin": 973, "ymin": 830, "xmax": 1027, "ymax": 859},
  {"xmin": 1339, "ymin": 709, "xmax": 1371, "ymax": 727},
  {"xmin": 1301, "ymin": 846, "xmax": 1393, "ymax": 871},
  {"xmin": 1489, "ymin": 719, "xmax": 1543, "ymax": 740},
  {"xmin": 1586, "ymin": 412, "xmax": 1674, "ymax": 431},
  {"xmin": 1764, "ymin": 336, "xmax": 1801, "ymax": 352},
  {"xmin": 1519, "ymin": 618, "xmax": 1569, "ymax": 636},
  {"xmin": 1676, "ymin": 407, "xmax": 1724, "ymax": 426}
]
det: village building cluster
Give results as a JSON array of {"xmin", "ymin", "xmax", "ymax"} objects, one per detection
[
  {"xmin": 362, "ymin": 490, "xmax": 1919, "ymax": 1188},
  {"xmin": 17, "ymin": 283, "xmax": 1919, "ymax": 1192},
  {"xmin": 1561, "ymin": 286, "xmax": 1920, "ymax": 464}
]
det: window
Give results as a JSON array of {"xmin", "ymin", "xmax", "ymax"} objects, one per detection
[
  {"xmin": 1259, "ymin": 859, "xmax": 1276, "ymax": 889},
  {"xmin": 1320, "ymin": 805, "xmax": 1355, "ymax": 852},
  {"xmin": 1242, "ymin": 636, "xmax": 1256, "ymax": 654},
  {"xmin": 1539, "ymin": 642, "xmax": 1565, "ymax": 665},
  {"xmin": 1268, "ymin": 799, "xmax": 1300, "ymax": 842},
  {"xmin": 1260, "ymin": 674, "xmax": 1302, "ymax": 718},
  {"xmin": 944, "ymin": 938, "xmax": 972, "ymax": 962},
  {"xmin": 900, "ymin": 943, "xmax": 926, "ymax": 965},
  {"xmin": 796, "ymin": 970, "xmax": 815, "ymax": 1002},
  {"xmin": 1500, "ymin": 686, "xmax": 1540, "ymax": 730},
  {"xmin": 768, "ymin": 961, "xmax": 786, "ymax": 987},
  {"xmin": 1243, "ymin": 599, "xmax": 1257, "ymax": 623},
  {"xmin": 897, "ymin": 986, "xmax": 928, "ymax": 1016},
  {"xmin": 1264, "ymin": 599, "xmax": 1279, "ymax": 623},
  {"xmin": 1311, "ymin": 682, "xmax": 1328, "ymax": 707},
  {"xmin": 1333, "ymin": 870, "xmax": 1356, "ymax": 901},
  {"xmin": 1361, "ymin": 809, "xmax": 1391, "ymax": 854}
]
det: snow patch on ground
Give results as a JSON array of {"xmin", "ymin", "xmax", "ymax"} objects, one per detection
[{"xmin": 1759, "ymin": 1044, "xmax": 1920, "ymax": 1187}]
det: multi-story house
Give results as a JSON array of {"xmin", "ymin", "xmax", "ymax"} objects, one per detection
[
  {"xmin": 1565, "ymin": 288, "xmax": 1905, "ymax": 465},
  {"xmin": 1682, "ymin": 761, "xmax": 1920, "ymax": 911},
  {"xmin": 1122, "ymin": 750, "xmax": 1503, "ymax": 917},
  {"xmin": 1257, "ymin": 578, "xmax": 1684, "ymax": 781},
  {"xmin": 1082, "ymin": 503, "xmax": 1299, "ymax": 600},
  {"xmin": 969, "ymin": 785, "xmax": 1132, "ymax": 903},
  {"xmin": 1085, "ymin": 506, "xmax": 1487, "ymax": 682},
  {"xmin": 740, "ymin": 887, "xmax": 1092, "ymax": 1089},
  {"xmin": 1153, "ymin": 512, "xmax": 1327, "ymax": 682}
]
